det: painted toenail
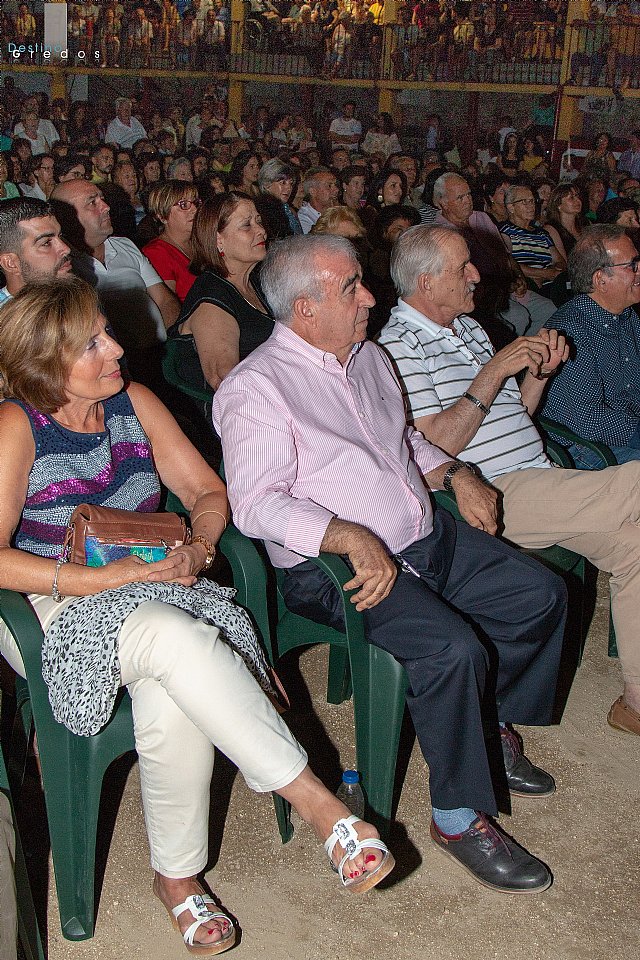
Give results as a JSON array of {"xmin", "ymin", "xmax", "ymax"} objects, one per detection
[{"xmin": 365, "ymin": 855, "xmax": 376, "ymax": 863}]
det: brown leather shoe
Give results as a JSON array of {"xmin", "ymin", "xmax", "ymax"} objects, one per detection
[{"xmin": 607, "ymin": 697, "xmax": 640, "ymax": 735}]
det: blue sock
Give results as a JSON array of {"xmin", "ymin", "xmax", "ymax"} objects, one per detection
[{"xmin": 432, "ymin": 806, "xmax": 477, "ymax": 835}]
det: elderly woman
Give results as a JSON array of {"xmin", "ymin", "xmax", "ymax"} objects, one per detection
[
  {"xmin": 0, "ymin": 277, "xmax": 394, "ymax": 957},
  {"xmin": 255, "ymin": 158, "xmax": 302, "ymax": 239},
  {"xmin": 500, "ymin": 183, "xmax": 566, "ymax": 289},
  {"xmin": 167, "ymin": 192, "xmax": 273, "ymax": 401},
  {"xmin": 167, "ymin": 156, "xmax": 194, "ymax": 183},
  {"xmin": 142, "ymin": 180, "xmax": 200, "ymax": 302}
]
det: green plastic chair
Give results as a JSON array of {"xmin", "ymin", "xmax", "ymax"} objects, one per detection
[
  {"xmin": 0, "ymin": 737, "xmax": 45, "ymax": 960},
  {"xmin": 537, "ymin": 415, "xmax": 619, "ymax": 658},
  {"xmin": 0, "ymin": 522, "xmax": 293, "ymax": 942},
  {"xmin": 232, "ymin": 540, "xmax": 409, "ymax": 838},
  {"xmin": 161, "ymin": 338, "xmax": 213, "ymax": 406}
]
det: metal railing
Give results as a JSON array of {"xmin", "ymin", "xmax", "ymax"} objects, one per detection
[{"xmin": 2, "ymin": 17, "xmax": 639, "ymax": 91}]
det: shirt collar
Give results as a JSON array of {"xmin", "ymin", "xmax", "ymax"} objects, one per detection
[
  {"xmin": 390, "ymin": 299, "xmax": 466, "ymax": 340},
  {"xmin": 582, "ymin": 293, "xmax": 635, "ymax": 325},
  {"xmin": 272, "ymin": 321, "xmax": 356, "ymax": 370}
]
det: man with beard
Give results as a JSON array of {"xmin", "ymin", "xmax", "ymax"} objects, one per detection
[{"xmin": 0, "ymin": 199, "xmax": 72, "ymax": 304}]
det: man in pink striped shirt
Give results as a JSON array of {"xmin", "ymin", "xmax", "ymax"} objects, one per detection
[{"xmin": 213, "ymin": 235, "xmax": 567, "ymax": 896}]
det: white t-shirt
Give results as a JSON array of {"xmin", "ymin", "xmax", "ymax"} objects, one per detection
[
  {"xmin": 105, "ymin": 116, "xmax": 148, "ymax": 149},
  {"xmin": 71, "ymin": 237, "xmax": 165, "ymax": 364},
  {"xmin": 329, "ymin": 116, "xmax": 362, "ymax": 150}
]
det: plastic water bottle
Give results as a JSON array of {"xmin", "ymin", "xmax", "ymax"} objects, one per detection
[{"xmin": 335, "ymin": 770, "xmax": 365, "ymax": 819}]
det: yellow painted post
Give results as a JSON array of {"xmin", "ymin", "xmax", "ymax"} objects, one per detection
[
  {"xmin": 50, "ymin": 68, "xmax": 67, "ymax": 102},
  {"xmin": 556, "ymin": 91, "xmax": 583, "ymax": 141}
]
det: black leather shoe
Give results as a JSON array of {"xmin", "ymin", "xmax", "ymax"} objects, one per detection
[
  {"xmin": 501, "ymin": 727, "xmax": 556, "ymax": 798},
  {"xmin": 430, "ymin": 815, "xmax": 552, "ymax": 894}
]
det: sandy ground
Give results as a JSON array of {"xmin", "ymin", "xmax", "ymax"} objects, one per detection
[{"xmin": 18, "ymin": 572, "xmax": 640, "ymax": 960}]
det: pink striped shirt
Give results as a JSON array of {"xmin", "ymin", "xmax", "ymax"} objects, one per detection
[{"xmin": 212, "ymin": 323, "xmax": 452, "ymax": 568}]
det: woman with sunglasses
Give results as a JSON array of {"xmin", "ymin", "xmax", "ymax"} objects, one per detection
[{"xmin": 142, "ymin": 181, "xmax": 201, "ymax": 302}]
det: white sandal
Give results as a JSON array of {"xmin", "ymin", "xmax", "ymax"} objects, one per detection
[
  {"xmin": 167, "ymin": 891, "xmax": 236, "ymax": 956},
  {"xmin": 324, "ymin": 815, "xmax": 395, "ymax": 893}
]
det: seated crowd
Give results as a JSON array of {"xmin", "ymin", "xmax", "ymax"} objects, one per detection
[
  {"xmin": 2, "ymin": 80, "xmax": 640, "ymax": 956},
  {"xmin": 2, "ymin": 1, "xmax": 640, "ymax": 83}
]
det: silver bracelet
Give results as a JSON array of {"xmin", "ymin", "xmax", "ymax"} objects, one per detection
[
  {"xmin": 462, "ymin": 392, "xmax": 491, "ymax": 416},
  {"xmin": 52, "ymin": 555, "xmax": 66, "ymax": 603}
]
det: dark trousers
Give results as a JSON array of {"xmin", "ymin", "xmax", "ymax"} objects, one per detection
[{"xmin": 282, "ymin": 509, "xmax": 567, "ymax": 815}]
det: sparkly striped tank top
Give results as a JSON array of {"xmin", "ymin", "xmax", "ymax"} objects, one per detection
[{"xmin": 10, "ymin": 390, "xmax": 162, "ymax": 559}]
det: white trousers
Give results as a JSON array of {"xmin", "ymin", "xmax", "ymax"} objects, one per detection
[{"xmin": 0, "ymin": 596, "xmax": 308, "ymax": 878}]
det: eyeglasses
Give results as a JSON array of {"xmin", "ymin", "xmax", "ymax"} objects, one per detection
[
  {"xmin": 606, "ymin": 256, "xmax": 640, "ymax": 273},
  {"xmin": 510, "ymin": 197, "xmax": 536, "ymax": 205},
  {"xmin": 173, "ymin": 198, "xmax": 201, "ymax": 210}
]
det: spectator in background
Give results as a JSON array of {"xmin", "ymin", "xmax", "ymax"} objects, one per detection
[
  {"xmin": 143, "ymin": 180, "xmax": 200, "ymax": 302},
  {"xmin": 583, "ymin": 133, "xmax": 617, "ymax": 181},
  {"xmin": 543, "ymin": 184, "xmax": 587, "ymax": 261},
  {"xmin": 106, "ymin": 98, "xmax": 148, "ymax": 151},
  {"xmin": 53, "ymin": 154, "xmax": 89, "ymax": 183},
  {"xmin": 297, "ymin": 167, "xmax": 340, "ymax": 233},
  {"xmin": 51, "ymin": 178, "xmax": 180, "ymax": 386},
  {"xmin": 18, "ymin": 154, "xmax": 55, "ymax": 201},
  {"xmin": 127, "ymin": 4, "xmax": 154, "ymax": 66},
  {"xmin": 0, "ymin": 155, "xmax": 20, "ymax": 202},
  {"xmin": 596, "ymin": 196, "xmax": 640, "ymax": 230},
  {"xmin": 361, "ymin": 113, "xmax": 402, "ymax": 159},
  {"xmin": 228, "ymin": 151, "xmax": 261, "ymax": 197},
  {"xmin": 255, "ymin": 158, "xmax": 302, "ymax": 239},
  {"xmin": 328, "ymin": 101, "xmax": 362, "ymax": 152},
  {"xmin": 91, "ymin": 144, "xmax": 115, "ymax": 184},
  {"xmin": 501, "ymin": 184, "xmax": 566, "ymax": 290},
  {"xmin": 340, "ymin": 165, "xmax": 367, "ymax": 213},
  {"xmin": 618, "ymin": 130, "xmax": 640, "ymax": 180}
]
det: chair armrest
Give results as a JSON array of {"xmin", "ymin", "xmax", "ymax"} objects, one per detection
[
  {"xmin": 0, "ymin": 590, "xmax": 45, "ymax": 681},
  {"xmin": 304, "ymin": 552, "xmax": 368, "ymax": 647},
  {"xmin": 432, "ymin": 488, "xmax": 463, "ymax": 521},
  {"xmin": 218, "ymin": 524, "xmax": 272, "ymax": 656},
  {"xmin": 537, "ymin": 415, "xmax": 617, "ymax": 467},
  {"xmin": 545, "ymin": 438, "xmax": 574, "ymax": 468}
]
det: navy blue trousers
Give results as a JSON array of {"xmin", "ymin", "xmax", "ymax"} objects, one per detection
[{"xmin": 282, "ymin": 509, "xmax": 567, "ymax": 815}]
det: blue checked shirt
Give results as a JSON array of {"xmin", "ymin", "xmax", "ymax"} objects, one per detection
[{"xmin": 542, "ymin": 294, "xmax": 640, "ymax": 446}]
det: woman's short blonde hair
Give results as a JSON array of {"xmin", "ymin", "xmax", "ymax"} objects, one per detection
[
  {"xmin": 311, "ymin": 206, "xmax": 366, "ymax": 238},
  {"xmin": 146, "ymin": 179, "xmax": 199, "ymax": 222},
  {"xmin": 0, "ymin": 276, "xmax": 99, "ymax": 413}
]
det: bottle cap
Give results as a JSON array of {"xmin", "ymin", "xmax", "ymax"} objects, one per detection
[{"xmin": 342, "ymin": 769, "xmax": 360, "ymax": 784}]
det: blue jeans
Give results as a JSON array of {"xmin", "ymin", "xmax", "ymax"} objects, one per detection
[{"xmin": 568, "ymin": 421, "xmax": 640, "ymax": 469}]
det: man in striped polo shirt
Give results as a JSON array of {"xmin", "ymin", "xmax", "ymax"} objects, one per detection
[{"xmin": 378, "ymin": 223, "xmax": 640, "ymax": 740}]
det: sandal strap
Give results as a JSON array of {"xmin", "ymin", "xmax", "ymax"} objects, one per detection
[
  {"xmin": 172, "ymin": 893, "xmax": 231, "ymax": 947},
  {"xmin": 337, "ymin": 838, "xmax": 389, "ymax": 887},
  {"xmin": 324, "ymin": 815, "xmax": 391, "ymax": 886}
]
